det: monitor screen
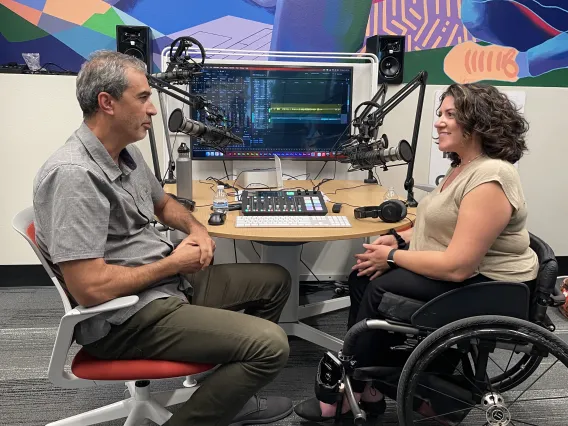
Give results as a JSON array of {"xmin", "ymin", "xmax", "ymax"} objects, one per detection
[{"xmin": 189, "ymin": 64, "xmax": 353, "ymax": 160}]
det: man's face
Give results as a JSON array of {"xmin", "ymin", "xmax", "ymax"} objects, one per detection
[{"xmin": 113, "ymin": 67, "xmax": 157, "ymax": 143}]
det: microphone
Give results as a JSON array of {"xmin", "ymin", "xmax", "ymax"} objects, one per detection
[
  {"xmin": 151, "ymin": 69, "xmax": 199, "ymax": 83},
  {"xmin": 340, "ymin": 138, "xmax": 413, "ymax": 171},
  {"xmin": 168, "ymin": 108, "xmax": 244, "ymax": 149}
]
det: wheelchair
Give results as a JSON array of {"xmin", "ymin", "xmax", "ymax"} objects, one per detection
[{"xmin": 325, "ymin": 234, "xmax": 568, "ymax": 425}]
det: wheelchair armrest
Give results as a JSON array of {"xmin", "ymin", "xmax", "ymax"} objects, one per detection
[
  {"xmin": 550, "ymin": 284, "xmax": 566, "ymax": 307},
  {"xmin": 411, "ymin": 281, "xmax": 530, "ymax": 330}
]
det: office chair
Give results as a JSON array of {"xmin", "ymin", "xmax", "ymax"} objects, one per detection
[{"xmin": 13, "ymin": 207, "xmax": 215, "ymax": 426}]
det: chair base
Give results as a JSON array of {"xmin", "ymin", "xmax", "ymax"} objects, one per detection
[{"xmin": 46, "ymin": 380, "xmax": 198, "ymax": 426}]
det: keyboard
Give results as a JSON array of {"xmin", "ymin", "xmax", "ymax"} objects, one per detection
[{"xmin": 235, "ymin": 215, "xmax": 351, "ymax": 228}]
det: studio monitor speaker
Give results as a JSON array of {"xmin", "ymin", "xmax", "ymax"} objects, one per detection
[
  {"xmin": 366, "ymin": 35, "xmax": 405, "ymax": 84},
  {"xmin": 116, "ymin": 25, "xmax": 153, "ymax": 72}
]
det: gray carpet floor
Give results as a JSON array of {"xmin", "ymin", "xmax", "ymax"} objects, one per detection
[{"xmin": 1, "ymin": 283, "xmax": 568, "ymax": 426}]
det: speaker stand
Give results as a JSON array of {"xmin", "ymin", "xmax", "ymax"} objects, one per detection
[{"xmin": 363, "ymin": 169, "xmax": 377, "ymax": 184}]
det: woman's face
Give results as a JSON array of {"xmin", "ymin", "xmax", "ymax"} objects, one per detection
[{"xmin": 434, "ymin": 96, "xmax": 465, "ymax": 152}]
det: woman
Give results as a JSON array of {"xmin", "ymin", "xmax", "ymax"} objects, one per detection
[{"xmin": 294, "ymin": 82, "xmax": 539, "ymax": 421}]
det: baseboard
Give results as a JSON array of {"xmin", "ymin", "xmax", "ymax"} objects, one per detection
[
  {"xmin": 0, "ymin": 265, "xmax": 52, "ymax": 287},
  {"xmin": 559, "ymin": 256, "xmax": 568, "ymax": 278},
  {"xmin": 299, "ymin": 274, "xmax": 349, "ymax": 283},
  {"xmin": 1, "ymin": 259, "xmax": 567, "ymax": 287}
]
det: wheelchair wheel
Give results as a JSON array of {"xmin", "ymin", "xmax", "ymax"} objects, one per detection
[{"xmin": 397, "ymin": 316, "xmax": 568, "ymax": 425}]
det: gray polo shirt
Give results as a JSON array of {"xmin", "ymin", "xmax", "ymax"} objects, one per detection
[{"xmin": 33, "ymin": 122, "xmax": 190, "ymax": 345}]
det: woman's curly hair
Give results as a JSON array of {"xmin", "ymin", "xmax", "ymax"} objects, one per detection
[{"xmin": 438, "ymin": 83, "xmax": 529, "ymax": 166}]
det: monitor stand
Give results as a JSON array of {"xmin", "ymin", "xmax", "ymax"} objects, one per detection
[{"xmin": 233, "ymin": 157, "xmax": 306, "ymax": 190}]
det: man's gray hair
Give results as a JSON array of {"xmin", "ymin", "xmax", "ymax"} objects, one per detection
[{"xmin": 76, "ymin": 50, "xmax": 147, "ymax": 118}]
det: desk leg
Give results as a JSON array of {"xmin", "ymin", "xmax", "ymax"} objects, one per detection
[{"xmin": 258, "ymin": 243, "xmax": 344, "ymax": 352}]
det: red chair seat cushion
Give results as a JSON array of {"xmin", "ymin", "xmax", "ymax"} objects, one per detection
[{"xmin": 71, "ymin": 348, "xmax": 215, "ymax": 380}]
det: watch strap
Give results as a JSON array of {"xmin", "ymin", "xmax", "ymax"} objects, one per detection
[{"xmin": 387, "ymin": 249, "xmax": 398, "ymax": 269}]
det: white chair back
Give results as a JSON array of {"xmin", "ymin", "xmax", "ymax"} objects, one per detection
[{"xmin": 12, "ymin": 207, "xmax": 73, "ymax": 313}]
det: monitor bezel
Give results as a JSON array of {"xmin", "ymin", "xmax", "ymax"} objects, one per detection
[{"xmin": 188, "ymin": 60, "xmax": 354, "ymax": 161}]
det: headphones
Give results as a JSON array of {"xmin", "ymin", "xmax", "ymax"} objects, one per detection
[{"xmin": 354, "ymin": 199, "xmax": 407, "ymax": 223}]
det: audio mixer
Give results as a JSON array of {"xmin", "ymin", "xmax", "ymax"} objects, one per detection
[{"xmin": 241, "ymin": 190, "xmax": 328, "ymax": 216}]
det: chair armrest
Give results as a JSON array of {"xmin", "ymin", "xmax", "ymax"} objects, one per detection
[
  {"xmin": 74, "ymin": 295, "xmax": 139, "ymax": 316},
  {"xmin": 48, "ymin": 295, "xmax": 139, "ymax": 389},
  {"xmin": 411, "ymin": 282, "xmax": 530, "ymax": 330}
]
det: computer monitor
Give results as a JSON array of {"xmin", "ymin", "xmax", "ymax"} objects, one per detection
[{"xmin": 189, "ymin": 63, "xmax": 353, "ymax": 160}]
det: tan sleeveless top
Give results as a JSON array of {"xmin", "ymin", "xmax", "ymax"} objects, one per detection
[{"xmin": 409, "ymin": 156, "xmax": 538, "ymax": 282}]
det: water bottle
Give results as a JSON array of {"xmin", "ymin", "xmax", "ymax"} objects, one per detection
[
  {"xmin": 212, "ymin": 185, "xmax": 229, "ymax": 213},
  {"xmin": 176, "ymin": 143, "xmax": 192, "ymax": 200},
  {"xmin": 383, "ymin": 186, "xmax": 398, "ymax": 201}
]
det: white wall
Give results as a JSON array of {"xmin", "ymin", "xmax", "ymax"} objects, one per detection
[{"xmin": 1, "ymin": 74, "xmax": 566, "ymax": 279}]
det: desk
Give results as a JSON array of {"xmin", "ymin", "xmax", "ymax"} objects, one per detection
[{"xmin": 165, "ymin": 180, "xmax": 415, "ymax": 351}]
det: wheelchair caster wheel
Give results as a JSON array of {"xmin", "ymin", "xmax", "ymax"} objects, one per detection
[{"xmin": 334, "ymin": 287, "xmax": 346, "ymax": 296}]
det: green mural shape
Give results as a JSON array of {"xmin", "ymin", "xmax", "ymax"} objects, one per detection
[
  {"xmin": 83, "ymin": 7, "xmax": 124, "ymax": 38},
  {"xmin": 404, "ymin": 46, "xmax": 568, "ymax": 88},
  {"xmin": 0, "ymin": 5, "xmax": 48, "ymax": 42}
]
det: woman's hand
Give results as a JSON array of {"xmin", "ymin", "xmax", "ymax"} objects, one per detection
[
  {"xmin": 352, "ymin": 235, "xmax": 397, "ymax": 279},
  {"xmin": 352, "ymin": 244, "xmax": 392, "ymax": 280},
  {"xmin": 370, "ymin": 234, "xmax": 398, "ymax": 249}
]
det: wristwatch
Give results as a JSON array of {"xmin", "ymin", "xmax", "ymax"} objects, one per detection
[{"xmin": 387, "ymin": 249, "xmax": 398, "ymax": 269}]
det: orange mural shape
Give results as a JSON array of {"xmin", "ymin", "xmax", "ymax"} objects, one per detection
[
  {"xmin": 43, "ymin": 0, "xmax": 111, "ymax": 25},
  {"xmin": 444, "ymin": 41, "xmax": 520, "ymax": 83},
  {"xmin": 0, "ymin": 0, "xmax": 41, "ymax": 25}
]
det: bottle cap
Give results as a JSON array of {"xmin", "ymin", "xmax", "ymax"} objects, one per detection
[
  {"xmin": 177, "ymin": 143, "xmax": 190, "ymax": 154},
  {"xmin": 217, "ymin": 184, "xmax": 224, "ymax": 190}
]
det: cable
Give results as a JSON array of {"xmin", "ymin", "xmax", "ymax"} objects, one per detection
[
  {"xmin": 223, "ymin": 161, "xmax": 230, "ymax": 182},
  {"xmin": 233, "ymin": 240, "xmax": 238, "ymax": 263},
  {"xmin": 232, "ymin": 167, "xmax": 276, "ymax": 189},
  {"xmin": 38, "ymin": 62, "xmax": 73, "ymax": 73},
  {"xmin": 250, "ymin": 241, "xmax": 260, "ymax": 258},
  {"xmin": 373, "ymin": 167, "xmax": 382, "ymax": 185},
  {"xmin": 313, "ymin": 162, "xmax": 328, "ymax": 180},
  {"xmin": 325, "ymin": 183, "xmax": 372, "ymax": 195},
  {"xmin": 283, "ymin": 173, "xmax": 310, "ymax": 180},
  {"xmin": 300, "ymin": 245, "xmax": 320, "ymax": 282}
]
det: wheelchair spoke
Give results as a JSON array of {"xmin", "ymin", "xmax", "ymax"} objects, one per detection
[
  {"xmin": 416, "ymin": 383, "xmax": 485, "ymax": 413},
  {"xmin": 509, "ymin": 418, "xmax": 539, "ymax": 426},
  {"xmin": 413, "ymin": 406, "xmax": 475, "ymax": 423},
  {"xmin": 513, "ymin": 395, "xmax": 568, "ymax": 403},
  {"xmin": 487, "ymin": 355, "xmax": 506, "ymax": 374},
  {"xmin": 496, "ymin": 343, "xmax": 518, "ymax": 390},
  {"xmin": 507, "ymin": 359, "xmax": 558, "ymax": 409},
  {"xmin": 439, "ymin": 353, "xmax": 487, "ymax": 398}
]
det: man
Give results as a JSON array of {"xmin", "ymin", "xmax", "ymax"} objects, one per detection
[{"xmin": 33, "ymin": 50, "xmax": 293, "ymax": 426}]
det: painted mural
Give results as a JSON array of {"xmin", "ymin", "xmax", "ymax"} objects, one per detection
[{"xmin": 1, "ymin": 0, "xmax": 567, "ymax": 86}]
